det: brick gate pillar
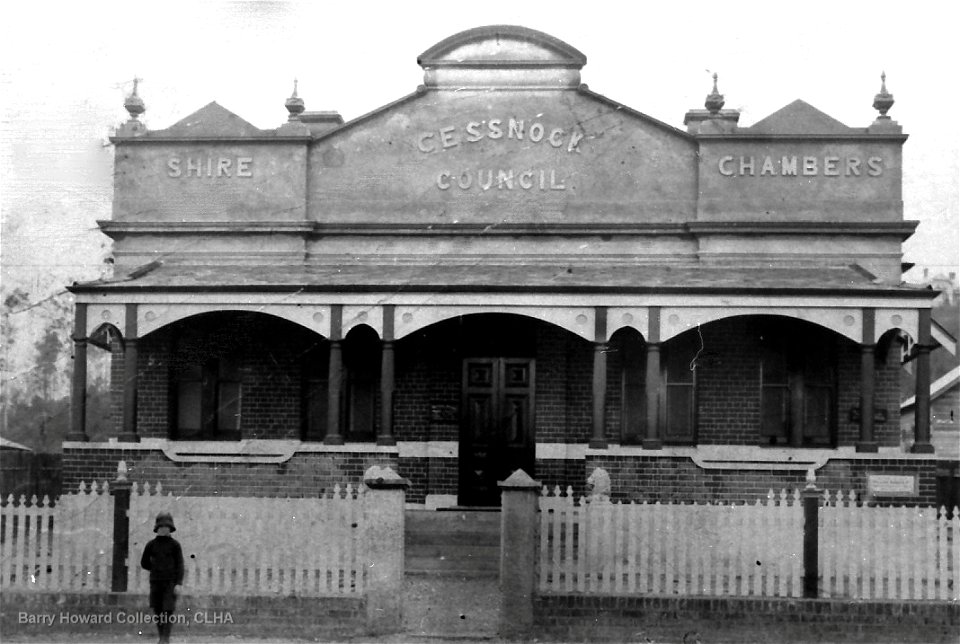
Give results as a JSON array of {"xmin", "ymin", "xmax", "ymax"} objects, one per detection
[
  {"xmin": 498, "ymin": 469, "xmax": 540, "ymax": 639},
  {"xmin": 363, "ymin": 465, "xmax": 409, "ymax": 634}
]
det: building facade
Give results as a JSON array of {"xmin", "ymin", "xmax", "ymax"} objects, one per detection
[{"xmin": 65, "ymin": 26, "xmax": 944, "ymax": 507}]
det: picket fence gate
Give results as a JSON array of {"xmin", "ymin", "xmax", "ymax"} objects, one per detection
[
  {"xmin": 539, "ymin": 487, "xmax": 960, "ymax": 601},
  {"xmin": 0, "ymin": 482, "xmax": 113, "ymax": 591},
  {"xmin": 538, "ymin": 487, "xmax": 804, "ymax": 597},
  {"xmin": 128, "ymin": 482, "xmax": 366, "ymax": 596}
]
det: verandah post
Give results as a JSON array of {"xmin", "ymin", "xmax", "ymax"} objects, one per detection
[
  {"xmin": 499, "ymin": 469, "xmax": 541, "ymax": 639},
  {"xmin": 110, "ymin": 462, "xmax": 132, "ymax": 592},
  {"xmin": 802, "ymin": 470, "xmax": 820, "ymax": 599}
]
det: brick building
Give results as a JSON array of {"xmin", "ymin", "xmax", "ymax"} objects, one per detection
[{"xmin": 65, "ymin": 26, "xmax": 949, "ymax": 506}]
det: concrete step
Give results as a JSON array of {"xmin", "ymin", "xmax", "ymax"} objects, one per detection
[
  {"xmin": 407, "ymin": 554, "xmax": 499, "ymax": 573},
  {"xmin": 406, "ymin": 531, "xmax": 500, "ymax": 546},
  {"xmin": 408, "ymin": 543, "xmax": 499, "ymax": 558},
  {"xmin": 406, "ymin": 509, "xmax": 501, "ymax": 534},
  {"xmin": 405, "ymin": 509, "xmax": 501, "ymax": 577}
]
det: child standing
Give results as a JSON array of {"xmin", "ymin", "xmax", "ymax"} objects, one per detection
[{"xmin": 140, "ymin": 512, "xmax": 184, "ymax": 644}]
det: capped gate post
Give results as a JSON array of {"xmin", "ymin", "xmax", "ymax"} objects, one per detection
[
  {"xmin": 363, "ymin": 465, "xmax": 409, "ymax": 634},
  {"xmin": 499, "ymin": 469, "xmax": 540, "ymax": 639}
]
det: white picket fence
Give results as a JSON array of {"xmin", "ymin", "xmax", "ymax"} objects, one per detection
[
  {"xmin": 539, "ymin": 487, "xmax": 960, "ymax": 601},
  {"xmin": 128, "ymin": 482, "xmax": 367, "ymax": 596},
  {"xmin": 1, "ymin": 482, "xmax": 113, "ymax": 591},
  {"xmin": 538, "ymin": 487, "xmax": 804, "ymax": 597},
  {"xmin": 819, "ymin": 491, "xmax": 959, "ymax": 600}
]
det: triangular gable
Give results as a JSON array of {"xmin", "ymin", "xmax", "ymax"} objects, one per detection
[
  {"xmin": 745, "ymin": 99, "xmax": 854, "ymax": 135},
  {"xmin": 149, "ymin": 101, "xmax": 264, "ymax": 138}
]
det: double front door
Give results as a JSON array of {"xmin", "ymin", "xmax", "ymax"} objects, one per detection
[{"xmin": 459, "ymin": 358, "xmax": 535, "ymax": 506}]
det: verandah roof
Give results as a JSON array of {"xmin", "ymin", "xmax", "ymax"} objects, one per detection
[{"xmin": 71, "ymin": 262, "xmax": 935, "ymax": 298}]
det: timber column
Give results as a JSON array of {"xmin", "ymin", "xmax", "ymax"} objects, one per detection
[
  {"xmin": 643, "ymin": 306, "xmax": 662, "ymax": 449},
  {"xmin": 378, "ymin": 305, "xmax": 396, "ymax": 446},
  {"xmin": 911, "ymin": 308, "xmax": 935, "ymax": 453},
  {"xmin": 119, "ymin": 303, "xmax": 139, "ymax": 442},
  {"xmin": 856, "ymin": 308, "xmax": 878, "ymax": 453},
  {"xmin": 325, "ymin": 305, "xmax": 344, "ymax": 445},
  {"xmin": 590, "ymin": 307, "xmax": 607, "ymax": 449},
  {"xmin": 67, "ymin": 303, "xmax": 89, "ymax": 442}
]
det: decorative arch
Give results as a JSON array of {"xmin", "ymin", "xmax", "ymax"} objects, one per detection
[
  {"xmin": 394, "ymin": 305, "xmax": 595, "ymax": 341},
  {"xmin": 873, "ymin": 308, "xmax": 919, "ymax": 345},
  {"xmin": 137, "ymin": 303, "xmax": 329, "ymax": 338},
  {"xmin": 87, "ymin": 322, "xmax": 123, "ymax": 349},
  {"xmin": 606, "ymin": 307, "xmax": 650, "ymax": 342},
  {"xmin": 342, "ymin": 306, "xmax": 383, "ymax": 339},
  {"xmin": 659, "ymin": 306, "xmax": 863, "ymax": 343}
]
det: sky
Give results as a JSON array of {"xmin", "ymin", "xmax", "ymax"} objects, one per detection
[{"xmin": 1, "ymin": 0, "xmax": 958, "ymax": 307}]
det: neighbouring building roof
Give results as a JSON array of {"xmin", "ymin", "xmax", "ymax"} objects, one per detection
[
  {"xmin": 0, "ymin": 437, "xmax": 33, "ymax": 451},
  {"xmin": 902, "ymin": 366, "xmax": 960, "ymax": 412}
]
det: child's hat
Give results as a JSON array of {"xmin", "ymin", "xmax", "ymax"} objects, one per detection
[{"xmin": 153, "ymin": 512, "xmax": 176, "ymax": 533}]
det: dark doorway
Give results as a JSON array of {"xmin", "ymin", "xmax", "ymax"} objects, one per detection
[{"xmin": 460, "ymin": 357, "xmax": 535, "ymax": 506}]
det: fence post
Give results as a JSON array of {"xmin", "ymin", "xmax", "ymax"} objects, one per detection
[
  {"xmin": 110, "ymin": 461, "xmax": 132, "ymax": 592},
  {"xmin": 802, "ymin": 470, "xmax": 820, "ymax": 599},
  {"xmin": 362, "ymin": 465, "xmax": 409, "ymax": 634},
  {"xmin": 499, "ymin": 469, "xmax": 540, "ymax": 639}
]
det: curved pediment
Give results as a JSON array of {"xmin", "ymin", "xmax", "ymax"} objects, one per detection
[
  {"xmin": 418, "ymin": 25, "xmax": 586, "ymax": 68},
  {"xmin": 417, "ymin": 25, "xmax": 585, "ymax": 88}
]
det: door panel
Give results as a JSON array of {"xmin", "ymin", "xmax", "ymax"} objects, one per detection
[{"xmin": 460, "ymin": 358, "xmax": 535, "ymax": 506}]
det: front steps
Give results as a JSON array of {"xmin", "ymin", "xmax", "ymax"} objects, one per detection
[{"xmin": 405, "ymin": 508, "xmax": 501, "ymax": 577}]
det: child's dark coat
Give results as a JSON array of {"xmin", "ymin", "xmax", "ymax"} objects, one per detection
[{"xmin": 140, "ymin": 535, "xmax": 184, "ymax": 612}]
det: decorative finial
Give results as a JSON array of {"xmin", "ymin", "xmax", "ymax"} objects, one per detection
[
  {"xmin": 873, "ymin": 71, "xmax": 894, "ymax": 119},
  {"xmin": 116, "ymin": 460, "xmax": 128, "ymax": 482},
  {"xmin": 123, "ymin": 77, "xmax": 145, "ymax": 120},
  {"xmin": 705, "ymin": 72, "xmax": 725, "ymax": 115},
  {"xmin": 805, "ymin": 469, "xmax": 817, "ymax": 489},
  {"xmin": 285, "ymin": 78, "xmax": 305, "ymax": 120}
]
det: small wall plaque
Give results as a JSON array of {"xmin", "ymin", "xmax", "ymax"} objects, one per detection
[
  {"xmin": 866, "ymin": 473, "xmax": 918, "ymax": 497},
  {"xmin": 430, "ymin": 404, "xmax": 458, "ymax": 423}
]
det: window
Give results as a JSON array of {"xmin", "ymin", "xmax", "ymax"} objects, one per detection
[
  {"xmin": 343, "ymin": 331, "xmax": 379, "ymax": 442},
  {"xmin": 302, "ymin": 344, "xmax": 329, "ymax": 442},
  {"xmin": 760, "ymin": 325, "xmax": 836, "ymax": 446},
  {"xmin": 662, "ymin": 335, "xmax": 697, "ymax": 444},
  {"xmin": 174, "ymin": 356, "xmax": 241, "ymax": 440},
  {"xmin": 618, "ymin": 333, "xmax": 645, "ymax": 444}
]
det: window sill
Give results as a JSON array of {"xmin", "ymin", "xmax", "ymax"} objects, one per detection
[{"xmin": 584, "ymin": 444, "xmax": 919, "ymax": 470}]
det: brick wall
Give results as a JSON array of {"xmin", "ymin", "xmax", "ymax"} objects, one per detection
[
  {"xmin": 536, "ymin": 458, "xmax": 587, "ymax": 498},
  {"xmin": 585, "ymin": 453, "xmax": 940, "ymax": 505},
  {"xmin": 62, "ymin": 448, "xmax": 397, "ymax": 497},
  {"xmin": 124, "ymin": 312, "xmax": 903, "ymax": 449},
  {"xmin": 136, "ymin": 313, "xmax": 323, "ymax": 440},
  {"xmin": 535, "ymin": 595, "xmax": 960, "ymax": 643}
]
